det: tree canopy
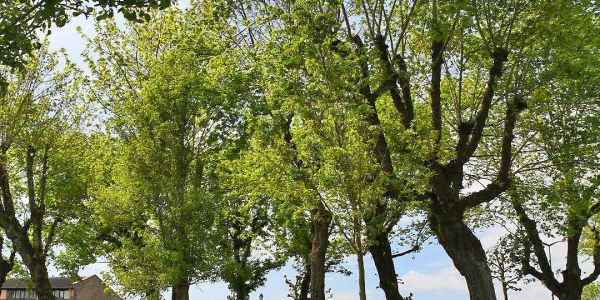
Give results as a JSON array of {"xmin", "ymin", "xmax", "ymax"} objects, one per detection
[{"xmin": 0, "ymin": 1, "xmax": 598, "ymax": 300}]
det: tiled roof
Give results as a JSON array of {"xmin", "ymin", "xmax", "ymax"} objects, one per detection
[{"xmin": 1, "ymin": 277, "xmax": 73, "ymax": 290}]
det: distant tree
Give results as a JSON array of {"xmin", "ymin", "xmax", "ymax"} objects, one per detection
[{"xmin": 487, "ymin": 236, "xmax": 522, "ymax": 300}]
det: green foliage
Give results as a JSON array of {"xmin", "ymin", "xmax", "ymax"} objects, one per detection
[
  {"xmin": 0, "ymin": 40, "xmax": 90, "ymax": 292},
  {"xmin": 584, "ymin": 282, "xmax": 600, "ymax": 300},
  {"xmin": 0, "ymin": 0, "xmax": 173, "ymax": 70},
  {"xmin": 1, "ymin": 1, "xmax": 598, "ymax": 299}
]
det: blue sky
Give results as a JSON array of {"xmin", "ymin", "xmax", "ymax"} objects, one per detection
[{"xmin": 43, "ymin": 11, "xmax": 578, "ymax": 300}]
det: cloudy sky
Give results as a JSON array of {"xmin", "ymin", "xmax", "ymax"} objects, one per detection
[{"xmin": 43, "ymin": 9, "xmax": 583, "ymax": 300}]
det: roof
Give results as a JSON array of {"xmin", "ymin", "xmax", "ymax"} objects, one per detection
[{"xmin": 1, "ymin": 277, "xmax": 73, "ymax": 290}]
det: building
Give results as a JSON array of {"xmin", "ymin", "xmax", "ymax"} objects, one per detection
[{"xmin": 0, "ymin": 275, "xmax": 121, "ymax": 300}]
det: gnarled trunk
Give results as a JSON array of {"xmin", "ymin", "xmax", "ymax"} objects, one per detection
[
  {"xmin": 368, "ymin": 232, "xmax": 404, "ymax": 300},
  {"xmin": 309, "ymin": 203, "xmax": 331, "ymax": 300},
  {"xmin": 30, "ymin": 259, "xmax": 54, "ymax": 300},
  {"xmin": 171, "ymin": 280, "xmax": 190, "ymax": 300},
  {"xmin": 430, "ymin": 211, "xmax": 496, "ymax": 300}
]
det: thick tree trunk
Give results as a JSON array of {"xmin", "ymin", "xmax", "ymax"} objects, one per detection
[
  {"xmin": 171, "ymin": 280, "xmax": 190, "ymax": 300},
  {"xmin": 309, "ymin": 203, "xmax": 331, "ymax": 300},
  {"xmin": 30, "ymin": 260, "xmax": 54, "ymax": 300},
  {"xmin": 430, "ymin": 212, "xmax": 496, "ymax": 300},
  {"xmin": 0, "ymin": 224, "xmax": 54, "ymax": 300},
  {"xmin": 368, "ymin": 232, "xmax": 404, "ymax": 300},
  {"xmin": 299, "ymin": 257, "xmax": 311, "ymax": 300},
  {"xmin": 556, "ymin": 287, "xmax": 583, "ymax": 300}
]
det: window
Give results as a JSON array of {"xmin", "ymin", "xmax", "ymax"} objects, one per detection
[
  {"xmin": 8, "ymin": 289, "xmax": 34, "ymax": 299},
  {"xmin": 53, "ymin": 290, "xmax": 69, "ymax": 299},
  {"xmin": 6, "ymin": 289, "xmax": 69, "ymax": 299}
]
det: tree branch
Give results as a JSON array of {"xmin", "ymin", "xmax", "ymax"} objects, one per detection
[
  {"xmin": 460, "ymin": 95, "xmax": 525, "ymax": 208},
  {"xmin": 43, "ymin": 217, "xmax": 62, "ymax": 255},
  {"xmin": 512, "ymin": 200, "xmax": 560, "ymax": 290},
  {"xmin": 392, "ymin": 244, "xmax": 420, "ymax": 258},
  {"xmin": 454, "ymin": 48, "xmax": 509, "ymax": 165},
  {"xmin": 430, "ymin": 39, "xmax": 444, "ymax": 145}
]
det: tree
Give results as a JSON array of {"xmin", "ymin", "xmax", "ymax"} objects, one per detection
[
  {"xmin": 216, "ymin": 188, "xmax": 283, "ymax": 300},
  {"xmin": 0, "ymin": 44, "xmax": 87, "ymax": 300},
  {"xmin": 227, "ymin": 1, "xmax": 594, "ymax": 299},
  {"xmin": 216, "ymin": 84, "xmax": 284, "ymax": 300},
  {"xmin": 487, "ymin": 236, "xmax": 522, "ymax": 300},
  {"xmin": 506, "ymin": 5, "xmax": 600, "ymax": 298},
  {"xmin": 82, "ymin": 6, "xmax": 256, "ymax": 300}
]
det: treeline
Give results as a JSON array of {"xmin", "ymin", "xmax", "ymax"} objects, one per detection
[{"xmin": 0, "ymin": 1, "xmax": 599, "ymax": 300}]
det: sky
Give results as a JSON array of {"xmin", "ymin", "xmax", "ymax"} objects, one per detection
[{"xmin": 42, "ymin": 9, "xmax": 589, "ymax": 300}]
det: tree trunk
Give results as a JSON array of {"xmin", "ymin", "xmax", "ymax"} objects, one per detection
[
  {"xmin": 0, "ymin": 237, "xmax": 14, "ymax": 290},
  {"xmin": 299, "ymin": 257, "xmax": 311, "ymax": 300},
  {"xmin": 430, "ymin": 212, "xmax": 496, "ymax": 300},
  {"xmin": 501, "ymin": 282, "xmax": 508, "ymax": 300},
  {"xmin": 353, "ymin": 203, "xmax": 367, "ymax": 300},
  {"xmin": 557, "ymin": 287, "xmax": 583, "ymax": 300},
  {"xmin": 357, "ymin": 251, "xmax": 367, "ymax": 300},
  {"xmin": 29, "ymin": 260, "xmax": 54, "ymax": 300},
  {"xmin": 368, "ymin": 232, "xmax": 404, "ymax": 300},
  {"xmin": 309, "ymin": 203, "xmax": 331, "ymax": 300},
  {"xmin": 0, "ymin": 268, "xmax": 7, "ymax": 291},
  {"xmin": 171, "ymin": 280, "xmax": 190, "ymax": 300}
]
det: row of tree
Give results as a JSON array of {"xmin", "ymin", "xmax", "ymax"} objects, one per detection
[{"xmin": 0, "ymin": 1, "xmax": 598, "ymax": 300}]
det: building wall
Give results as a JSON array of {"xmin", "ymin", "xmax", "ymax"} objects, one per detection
[
  {"xmin": 0, "ymin": 289, "xmax": 6, "ymax": 299},
  {"xmin": 73, "ymin": 276, "xmax": 120, "ymax": 300}
]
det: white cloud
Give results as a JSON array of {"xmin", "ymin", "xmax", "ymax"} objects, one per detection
[
  {"xmin": 399, "ymin": 267, "xmax": 467, "ymax": 292},
  {"xmin": 503, "ymin": 281, "xmax": 552, "ymax": 300}
]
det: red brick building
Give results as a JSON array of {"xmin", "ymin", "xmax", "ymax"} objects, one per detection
[{"xmin": 0, "ymin": 275, "xmax": 121, "ymax": 300}]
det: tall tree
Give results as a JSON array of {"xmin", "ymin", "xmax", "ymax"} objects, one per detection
[
  {"xmin": 227, "ymin": 1, "xmax": 584, "ymax": 299},
  {"xmin": 83, "ymin": 6, "xmax": 255, "ymax": 300},
  {"xmin": 0, "ymin": 44, "xmax": 86, "ymax": 300},
  {"xmin": 507, "ymin": 5, "xmax": 600, "ymax": 298}
]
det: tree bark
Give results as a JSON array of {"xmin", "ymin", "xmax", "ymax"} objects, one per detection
[
  {"xmin": 357, "ymin": 251, "xmax": 367, "ymax": 300},
  {"xmin": 29, "ymin": 259, "xmax": 54, "ymax": 300},
  {"xmin": 299, "ymin": 256, "xmax": 311, "ymax": 300},
  {"xmin": 0, "ymin": 235, "xmax": 15, "ymax": 289},
  {"xmin": 501, "ymin": 282, "xmax": 508, "ymax": 300},
  {"xmin": 0, "ymin": 146, "xmax": 55, "ymax": 300},
  {"xmin": 556, "ymin": 287, "xmax": 583, "ymax": 300},
  {"xmin": 368, "ymin": 232, "xmax": 404, "ymax": 300},
  {"xmin": 430, "ymin": 210, "xmax": 496, "ymax": 300},
  {"xmin": 171, "ymin": 280, "xmax": 190, "ymax": 300},
  {"xmin": 309, "ymin": 202, "xmax": 331, "ymax": 300}
]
